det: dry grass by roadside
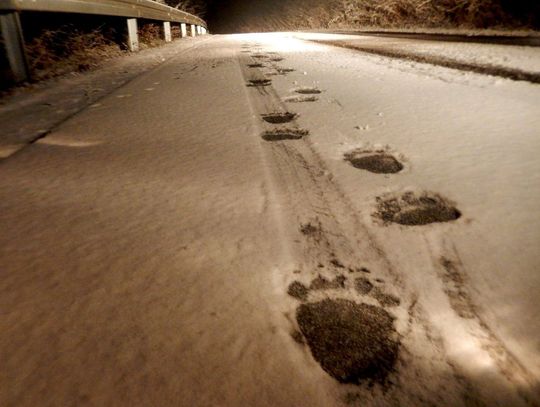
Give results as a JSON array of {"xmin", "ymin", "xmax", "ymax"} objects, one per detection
[
  {"xmin": 138, "ymin": 24, "xmax": 166, "ymax": 49},
  {"xmin": 331, "ymin": 0, "xmax": 535, "ymax": 29},
  {"xmin": 24, "ymin": 23, "xmax": 169, "ymax": 83},
  {"xmin": 25, "ymin": 26, "xmax": 123, "ymax": 82}
]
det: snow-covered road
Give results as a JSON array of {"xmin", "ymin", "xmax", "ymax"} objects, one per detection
[{"xmin": 1, "ymin": 33, "xmax": 539, "ymax": 406}]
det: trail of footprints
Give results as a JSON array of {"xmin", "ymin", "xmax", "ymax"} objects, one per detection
[{"xmin": 243, "ymin": 43, "xmax": 462, "ymax": 387}]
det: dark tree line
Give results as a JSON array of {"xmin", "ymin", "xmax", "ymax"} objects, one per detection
[{"xmin": 155, "ymin": 0, "xmax": 208, "ymax": 17}]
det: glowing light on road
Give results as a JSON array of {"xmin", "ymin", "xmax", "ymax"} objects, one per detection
[{"xmin": 230, "ymin": 32, "xmax": 324, "ymax": 53}]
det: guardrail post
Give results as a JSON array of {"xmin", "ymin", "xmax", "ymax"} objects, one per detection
[
  {"xmin": 201, "ymin": 27, "xmax": 207, "ymax": 35},
  {"xmin": 190, "ymin": 24, "xmax": 196, "ymax": 37},
  {"xmin": 163, "ymin": 21, "xmax": 171, "ymax": 42},
  {"xmin": 180, "ymin": 23, "xmax": 187, "ymax": 38},
  {"xmin": 0, "ymin": 12, "xmax": 30, "ymax": 83},
  {"xmin": 126, "ymin": 18, "xmax": 138, "ymax": 51}
]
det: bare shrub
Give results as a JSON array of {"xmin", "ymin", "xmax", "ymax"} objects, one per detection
[
  {"xmin": 138, "ymin": 23, "xmax": 165, "ymax": 48},
  {"xmin": 155, "ymin": 0, "xmax": 207, "ymax": 17},
  {"xmin": 333, "ymin": 0, "xmax": 514, "ymax": 29},
  {"xmin": 22, "ymin": 20, "xmax": 174, "ymax": 83},
  {"xmin": 25, "ymin": 25, "xmax": 123, "ymax": 81},
  {"xmin": 171, "ymin": 25, "xmax": 182, "ymax": 39}
]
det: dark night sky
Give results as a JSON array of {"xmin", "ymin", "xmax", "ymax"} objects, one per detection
[
  {"xmin": 205, "ymin": 0, "xmax": 322, "ymax": 33},
  {"xmin": 206, "ymin": 0, "xmax": 252, "ymax": 33},
  {"xmin": 205, "ymin": 0, "xmax": 324, "ymax": 33}
]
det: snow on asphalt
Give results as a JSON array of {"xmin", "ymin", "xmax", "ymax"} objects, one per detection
[
  {"xmin": 295, "ymin": 32, "xmax": 540, "ymax": 75},
  {"xmin": 1, "ymin": 33, "xmax": 539, "ymax": 406},
  {"xmin": 269, "ymin": 30, "xmax": 540, "ymax": 390}
]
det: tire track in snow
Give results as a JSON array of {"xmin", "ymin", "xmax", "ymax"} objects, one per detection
[
  {"xmin": 236, "ymin": 42, "xmax": 485, "ymax": 406},
  {"xmin": 425, "ymin": 238, "xmax": 540, "ymax": 406}
]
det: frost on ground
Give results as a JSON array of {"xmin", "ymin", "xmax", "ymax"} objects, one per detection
[{"xmin": 1, "ymin": 33, "xmax": 539, "ymax": 407}]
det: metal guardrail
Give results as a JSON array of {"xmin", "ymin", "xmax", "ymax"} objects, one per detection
[
  {"xmin": 0, "ymin": 0, "xmax": 208, "ymax": 83},
  {"xmin": 0, "ymin": 0, "xmax": 206, "ymax": 27}
]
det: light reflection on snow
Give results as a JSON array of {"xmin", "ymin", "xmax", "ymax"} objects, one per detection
[
  {"xmin": 230, "ymin": 32, "xmax": 325, "ymax": 54},
  {"xmin": 0, "ymin": 145, "xmax": 22, "ymax": 158},
  {"xmin": 37, "ymin": 136, "xmax": 103, "ymax": 148},
  {"xmin": 294, "ymin": 32, "xmax": 360, "ymax": 42}
]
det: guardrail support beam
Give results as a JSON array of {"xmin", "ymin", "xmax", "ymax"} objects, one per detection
[
  {"xmin": 127, "ymin": 18, "xmax": 138, "ymax": 52},
  {"xmin": 190, "ymin": 24, "xmax": 196, "ymax": 37},
  {"xmin": 180, "ymin": 23, "xmax": 187, "ymax": 38},
  {"xmin": 0, "ymin": 12, "xmax": 30, "ymax": 83},
  {"xmin": 163, "ymin": 21, "xmax": 171, "ymax": 42}
]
